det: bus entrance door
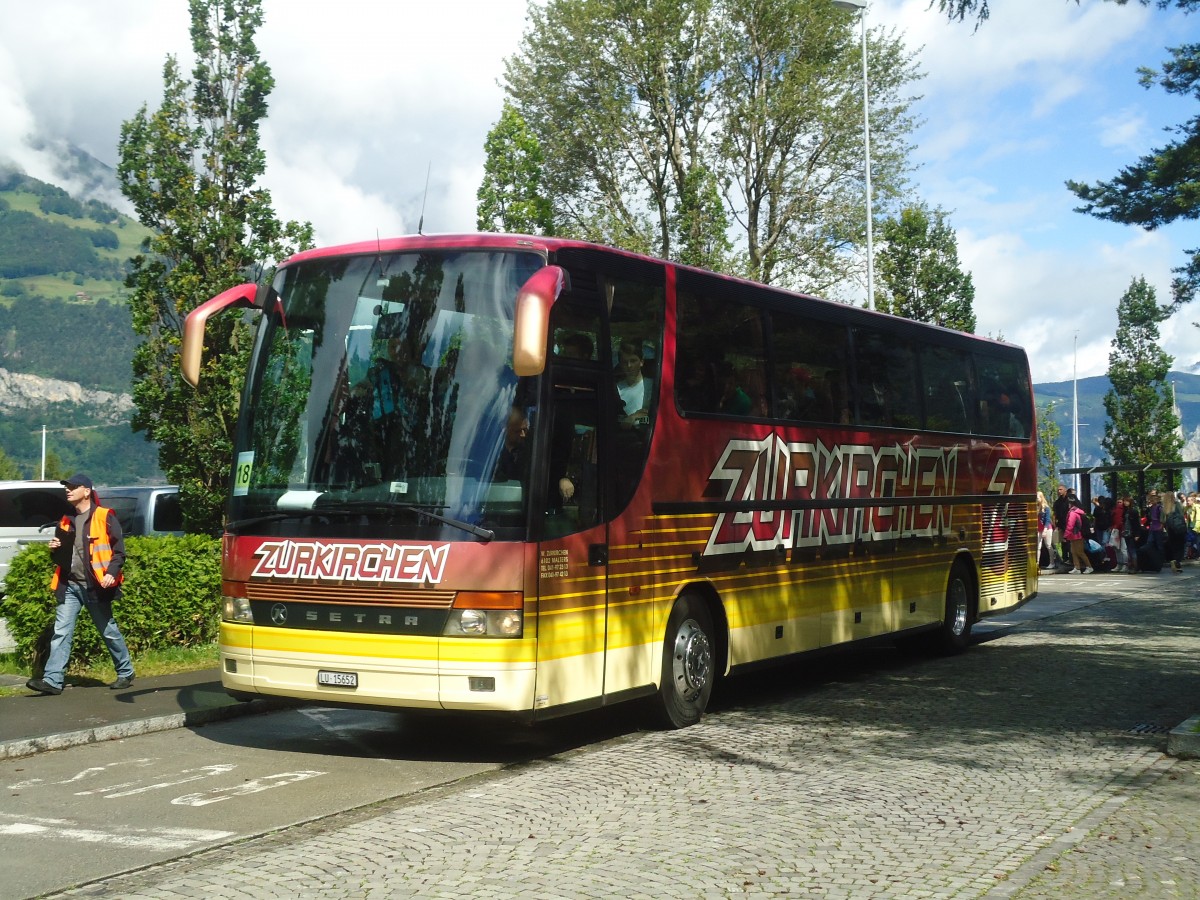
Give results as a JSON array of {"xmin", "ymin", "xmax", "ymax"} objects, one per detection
[{"xmin": 533, "ymin": 372, "xmax": 609, "ymax": 713}]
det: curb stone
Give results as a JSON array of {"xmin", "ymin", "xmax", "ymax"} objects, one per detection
[
  {"xmin": 0, "ymin": 698, "xmax": 287, "ymax": 761},
  {"xmin": 1167, "ymin": 714, "xmax": 1200, "ymax": 759}
]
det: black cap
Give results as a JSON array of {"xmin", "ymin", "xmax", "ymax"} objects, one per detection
[{"xmin": 61, "ymin": 473, "xmax": 94, "ymax": 489}]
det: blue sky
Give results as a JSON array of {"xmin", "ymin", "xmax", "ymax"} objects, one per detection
[{"xmin": 0, "ymin": 0, "xmax": 1195, "ymax": 385}]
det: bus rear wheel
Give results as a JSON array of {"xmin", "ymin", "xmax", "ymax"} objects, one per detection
[
  {"xmin": 933, "ymin": 562, "xmax": 975, "ymax": 654},
  {"xmin": 651, "ymin": 595, "xmax": 715, "ymax": 729}
]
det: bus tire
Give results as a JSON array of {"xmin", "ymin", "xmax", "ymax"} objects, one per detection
[
  {"xmin": 651, "ymin": 594, "xmax": 715, "ymax": 729},
  {"xmin": 933, "ymin": 561, "xmax": 975, "ymax": 655}
]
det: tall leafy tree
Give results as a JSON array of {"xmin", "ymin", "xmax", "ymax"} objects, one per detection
[
  {"xmin": 1101, "ymin": 276, "xmax": 1182, "ymax": 490},
  {"xmin": 117, "ymin": 0, "xmax": 312, "ymax": 533},
  {"xmin": 501, "ymin": 0, "xmax": 918, "ymax": 292},
  {"xmin": 874, "ymin": 204, "xmax": 976, "ymax": 331},
  {"xmin": 477, "ymin": 101, "xmax": 556, "ymax": 235}
]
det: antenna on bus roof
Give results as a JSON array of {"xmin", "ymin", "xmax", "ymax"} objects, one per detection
[
  {"xmin": 375, "ymin": 229, "xmax": 390, "ymax": 286},
  {"xmin": 417, "ymin": 161, "xmax": 431, "ymax": 235}
]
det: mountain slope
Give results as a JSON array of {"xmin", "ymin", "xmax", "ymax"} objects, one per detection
[
  {"xmin": 0, "ymin": 167, "xmax": 160, "ymax": 480},
  {"xmin": 1034, "ymin": 372, "xmax": 1200, "ymax": 474}
]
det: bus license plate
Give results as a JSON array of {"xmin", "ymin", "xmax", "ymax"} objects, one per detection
[{"xmin": 317, "ymin": 670, "xmax": 358, "ymax": 688}]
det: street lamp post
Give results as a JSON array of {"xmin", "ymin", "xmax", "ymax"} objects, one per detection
[{"xmin": 831, "ymin": 0, "xmax": 874, "ymax": 309}]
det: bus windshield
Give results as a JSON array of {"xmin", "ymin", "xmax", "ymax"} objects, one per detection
[{"xmin": 229, "ymin": 249, "xmax": 545, "ymax": 541}]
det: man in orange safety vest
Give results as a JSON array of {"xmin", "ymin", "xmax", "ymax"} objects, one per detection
[{"xmin": 25, "ymin": 473, "xmax": 135, "ymax": 696}]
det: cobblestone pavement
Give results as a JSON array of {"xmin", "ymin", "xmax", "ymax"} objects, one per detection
[{"xmin": 53, "ymin": 577, "xmax": 1200, "ymax": 899}]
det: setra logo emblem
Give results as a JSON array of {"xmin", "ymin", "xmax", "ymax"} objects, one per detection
[{"xmin": 270, "ymin": 603, "xmax": 288, "ymax": 625}]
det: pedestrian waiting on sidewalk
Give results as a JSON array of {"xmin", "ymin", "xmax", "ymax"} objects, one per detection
[
  {"xmin": 1163, "ymin": 491, "xmax": 1188, "ymax": 575},
  {"xmin": 25, "ymin": 473, "xmax": 135, "ymax": 697},
  {"xmin": 1063, "ymin": 491, "xmax": 1092, "ymax": 575}
]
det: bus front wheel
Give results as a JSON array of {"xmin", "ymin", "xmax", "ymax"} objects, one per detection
[{"xmin": 651, "ymin": 595, "xmax": 715, "ymax": 729}]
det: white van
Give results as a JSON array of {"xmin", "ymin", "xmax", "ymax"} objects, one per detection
[
  {"xmin": 0, "ymin": 480, "xmax": 74, "ymax": 597},
  {"xmin": 97, "ymin": 485, "xmax": 185, "ymax": 538}
]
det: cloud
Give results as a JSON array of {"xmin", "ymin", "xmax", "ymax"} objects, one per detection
[
  {"xmin": 960, "ymin": 225, "xmax": 1183, "ymax": 383},
  {"xmin": 256, "ymin": 0, "xmax": 528, "ymax": 236},
  {"xmin": 1096, "ymin": 106, "xmax": 1150, "ymax": 152}
]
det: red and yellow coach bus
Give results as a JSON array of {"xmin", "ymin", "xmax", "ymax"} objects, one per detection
[{"xmin": 182, "ymin": 234, "xmax": 1037, "ymax": 728}]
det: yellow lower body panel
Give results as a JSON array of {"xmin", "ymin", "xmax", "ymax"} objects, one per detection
[{"xmin": 219, "ymin": 623, "xmax": 537, "ymax": 712}]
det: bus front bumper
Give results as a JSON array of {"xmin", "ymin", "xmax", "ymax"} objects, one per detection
[{"xmin": 219, "ymin": 623, "xmax": 538, "ymax": 712}]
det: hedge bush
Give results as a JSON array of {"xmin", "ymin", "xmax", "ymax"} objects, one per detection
[{"xmin": 0, "ymin": 535, "xmax": 221, "ymax": 669}]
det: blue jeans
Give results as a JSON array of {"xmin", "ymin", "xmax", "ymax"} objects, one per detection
[{"xmin": 42, "ymin": 582, "xmax": 134, "ymax": 689}]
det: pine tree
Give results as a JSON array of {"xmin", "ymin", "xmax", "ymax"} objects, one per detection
[
  {"xmin": 874, "ymin": 204, "xmax": 976, "ymax": 331},
  {"xmin": 1101, "ymin": 276, "xmax": 1183, "ymax": 491},
  {"xmin": 117, "ymin": 0, "xmax": 312, "ymax": 532},
  {"xmin": 1036, "ymin": 401, "xmax": 1063, "ymax": 499}
]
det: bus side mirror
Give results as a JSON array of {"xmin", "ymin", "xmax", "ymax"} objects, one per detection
[
  {"xmin": 512, "ymin": 265, "xmax": 566, "ymax": 376},
  {"xmin": 181, "ymin": 283, "xmax": 260, "ymax": 387}
]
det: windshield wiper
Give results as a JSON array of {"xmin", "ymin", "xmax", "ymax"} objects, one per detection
[{"xmin": 226, "ymin": 500, "xmax": 494, "ymax": 542}]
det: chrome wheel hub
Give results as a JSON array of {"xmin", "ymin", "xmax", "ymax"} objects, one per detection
[
  {"xmin": 949, "ymin": 580, "xmax": 969, "ymax": 636},
  {"xmin": 671, "ymin": 619, "xmax": 712, "ymax": 701}
]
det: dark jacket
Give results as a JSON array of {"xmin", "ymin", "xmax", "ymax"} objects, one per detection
[
  {"xmin": 1053, "ymin": 494, "xmax": 1070, "ymax": 532},
  {"xmin": 51, "ymin": 505, "xmax": 125, "ymax": 602}
]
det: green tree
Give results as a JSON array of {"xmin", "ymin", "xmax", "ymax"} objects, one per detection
[
  {"xmin": 874, "ymin": 204, "xmax": 976, "ymax": 331},
  {"xmin": 501, "ymin": 0, "xmax": 918, "ymax": 292},
  {"xmin": 670, "ymin": 162, "xmax": 731, "ymax": 271},
  {"xmin": 117, "ymin": 0, "xmax": 312, "ymax": 533},
  {"xmin": 1101, "ymin": 276, "xmax": 1183, "ymax": 491},
  {"xmin": 1036, "ymin": 401, "xmax": 1063, "ymax": 499},
  {"xmin": 42, "ymin": 449, "xmax": 67, "ymax": 482},
  {"xmin": 0, "ymin": 446, "xmax": 23, "ymax": 479},
  {"xmin": 477, "ymin": 101, "xmax": 555, "ymax": 235}
]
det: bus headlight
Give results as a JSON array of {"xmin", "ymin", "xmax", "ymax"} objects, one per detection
[
  {"xmin": 222, "ymin": 595, "xmax": 253, "ymax": 623},
  {"xmin": 458, "ymin": 609, "xmax": 488, "ymax": 634},
  {"xmin": 443, "ymin": 592, "xmax": 523, "ymax": 637}
]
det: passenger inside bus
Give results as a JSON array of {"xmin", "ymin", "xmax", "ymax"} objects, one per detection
[
  {"xmin": 676, "ymin": 355, "xmax": 718, "ymax": 413},
  {"xmin": 557, "ymin": 331, "xmax": 595, "ymax": 361},
  {"xmin": 492, "ymin": 407, "xmax": 530, "ymax": 483},
  {"xmin": 717, "ymin": 360, "xmax": 753, "ymax": 416},
  {"xmin": 985, "ymin": 386, "xmax": 1028, "ymax": 438},
  {"xmin": 614, "ymin": 340, "xmax": 652, "ymax": 425}
]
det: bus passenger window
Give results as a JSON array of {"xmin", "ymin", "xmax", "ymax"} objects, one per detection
[
  {"xmin": 921, "ymin": 346, "xmax": 973, "ymax": 433},
  {"xmin": 852, "ymin": 328, "xmax": 919, "ymax": 429},
  {"xmin": 675, "ymin": 280, "xmax": 766, "ymax": 419},
  {"xmin": 770, "ymin": 312, "xmax": 849, "ymax": 423},
  {"xmin": 975, "ymin": 354, "xmax": 1032, "ymax": 438}
]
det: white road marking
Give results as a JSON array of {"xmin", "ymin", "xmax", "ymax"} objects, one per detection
[
  {"xmin": 0, "ymin": 813, "xmax": 234, "ymax": 851},
  {"xmin": 172, "ymin": 770, "xmax": 326, "ymax": 807},
  {"xmin": 74, "ymin": 764, "xmax": 237, "ymax": 798},
  {"xmin": 8, "ymin": 758, "xmax": 157, "ymax": 791}
]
